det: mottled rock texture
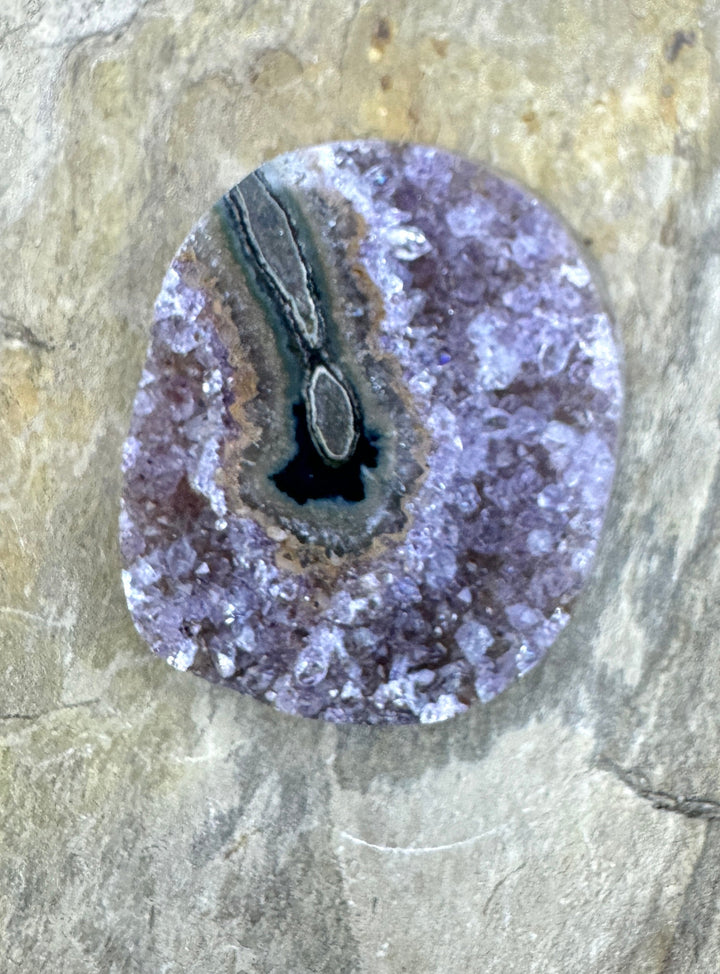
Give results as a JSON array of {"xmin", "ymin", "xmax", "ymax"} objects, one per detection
[
  {"xmin": 2, "ymin": 0, "xmax": 720, "ymax": 969},
  {"xmin": 121, "ymin": 143, "xmax": 621, "ymax": 722}
]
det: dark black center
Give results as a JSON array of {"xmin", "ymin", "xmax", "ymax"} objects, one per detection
[{"xmin": 271, "ymin": 401, "xmax": 379, "ymax": 504}]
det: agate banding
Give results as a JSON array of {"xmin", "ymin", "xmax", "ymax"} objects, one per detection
[{"xmin": 120, "ymin": 141, "xmax": 622, "ymax": 723}]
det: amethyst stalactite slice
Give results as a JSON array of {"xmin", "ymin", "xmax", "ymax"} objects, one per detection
[{"xmin": 120, "ymin": 142, "xmax": 622, "ymax": 724}]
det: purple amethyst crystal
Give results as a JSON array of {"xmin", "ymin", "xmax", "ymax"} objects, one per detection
[{"xmin": 120, "ymin": 141, "xmax": 622, "ymax": 723}]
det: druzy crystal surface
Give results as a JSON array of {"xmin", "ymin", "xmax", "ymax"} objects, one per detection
[{"xmin": 120, "ymin": 141, "xmax": 622, "ymax": 724}]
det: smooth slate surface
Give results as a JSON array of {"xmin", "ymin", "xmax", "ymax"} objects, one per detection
[{"xmin": 1, "ymin": 0, "xmax": 719, "ymax": 971}]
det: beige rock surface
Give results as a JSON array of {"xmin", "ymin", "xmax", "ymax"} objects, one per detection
[{"xmin": 2, "ymin": 0, "xmax": 720, "ymax": 970}]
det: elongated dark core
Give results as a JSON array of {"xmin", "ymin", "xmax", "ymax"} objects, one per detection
[{"xmin": 222, "ymin": 172, "xmax": 378, "ymax": 503}]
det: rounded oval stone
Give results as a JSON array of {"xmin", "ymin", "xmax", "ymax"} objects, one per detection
[{"xmin": 119, "ymin": 141, "xmax": 623, "ymax": 724}]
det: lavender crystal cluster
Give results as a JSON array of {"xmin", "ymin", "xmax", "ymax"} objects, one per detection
[{"xmin": 120, "ymin": 142, "xmax": 622, "ymax": 723}]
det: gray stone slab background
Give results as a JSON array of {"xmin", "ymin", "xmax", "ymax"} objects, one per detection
[{"xmin": 1, "ymin": 0, "xmax": 719, "ymax": 971}]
